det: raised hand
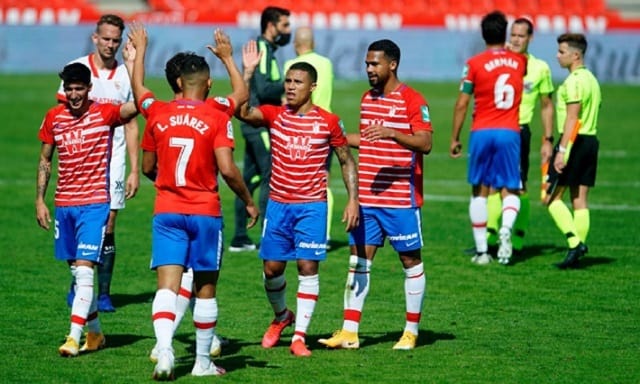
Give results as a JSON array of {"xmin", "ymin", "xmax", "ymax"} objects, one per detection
[
  {"xmin": 206, "ymin": 28, "xmax": 232, "ymax": 60},
  {"xmin": 242, "ymin": 39, "xmax": 262, "ymax": 73},
  {"xmin": 127, "ymin": 21, "xmax": 148, "ymax": 50}
]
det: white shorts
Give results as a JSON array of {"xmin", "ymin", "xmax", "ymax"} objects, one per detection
[{"xmin": 110, "ymin": 126, "xmax": 126, "ymax": 210}]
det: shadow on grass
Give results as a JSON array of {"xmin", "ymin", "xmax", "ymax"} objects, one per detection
[
  {"xmin": 103, "ymin": 333, "xmax": 150, "ymax": 349},
  {"xmin": 171, "ymin": 336, "xmax": 272, "ymax": 374},
  {"xmin": 360, "ymin": 330, "xmax": 455, "ymax": 349},
  {"xmin": 110, "ymin": 291, "xmax": 155, "ymax": 309},
  {"xmin": 511, "ymin": 243, "xmax": 567, "ymax": 265},
  {"xmin": 308, "ymin": 329, "xmax": 455, "ymax": 350},
  {"xmin": 578, "ymin": 256, "xmax": 615, "ymax": 268}
]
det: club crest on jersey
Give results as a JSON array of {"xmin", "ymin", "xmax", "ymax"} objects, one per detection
[
  {"xmin": 389, "ymin": 105, "xmax": 397, "ymax": 117},
  {"xmin": 62, "ymin": 129, "xmax": 84, "ymax": 154},
  {"xmin": 287, "ymin": 136, "xmax": 311, "ymax": 160},
  {"xmin": 114, "ymin": 81, "xmax": 122, "ymax": 91},
  {"xmin": 524, "ymin": 80, "xmax": 533, "ymax": 93},
  {"xmin": 312, "ymin": 121, "xmax": 320, "ymax": 134}
]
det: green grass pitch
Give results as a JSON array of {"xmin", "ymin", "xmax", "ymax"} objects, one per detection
[{"xmin": 0, "ymin": 74, "xmax": 638, "ymax": 383}]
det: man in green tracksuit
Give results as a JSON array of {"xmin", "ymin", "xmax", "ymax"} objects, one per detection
[{"xmin": 230, "ymin": 6, "xmax": 291, "ymax": 252}]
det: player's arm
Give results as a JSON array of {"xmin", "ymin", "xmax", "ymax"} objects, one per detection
[
  {"xmin": 126, "ymin": 22, "xmax": 152, "ymax": 107},
  {"xmin": 450, "ymin": 91, "xmax": 471, "ymax": 158},
  {"xmin": 362, "ymin": 125, "xmax": 432, "ymax": 154},
  {"xmin": 206, "ymin": 29, "xmax": 248, "ymax": 111},
  {"xmin": 540, "ymin": 93, "xmax": 555, "ymax": 165},
  {"xmin": 124, "ymin": 118, "xmax": 140, "ymax": 199},
  {"xmin": 553, "ymin": 102, "xmax": 581, "ymax": 173},
  {"xmin": 235, "ymin": 45, "xmax": 267, "ymax": 127},
  {"xmin": 333, "ymin": 144, "xmax": 359, "ymax": 232},
  {"xmin": 141, "ymin": 150, "xmax": 157, "ymax": 182},
  {"xmin": 216, "ymin": 146, "xmax": 260, "ymax": 228},
  {"xmin": 35, "ymin": 142, "xmax": 55, "ymax": 230},
  {"xmin": 346, "ymin": 133, "xmax": 360, "ymax": 149}
]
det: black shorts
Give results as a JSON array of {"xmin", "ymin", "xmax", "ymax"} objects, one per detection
[
  {"xmin": 547, "ymin": 135, "xmax": 599, "ymax": 190},
  {"xmin": 520, "ymin": 124, "xmax": 531, "ymax": 183}
]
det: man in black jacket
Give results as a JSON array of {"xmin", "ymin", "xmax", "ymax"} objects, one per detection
[{"xmin": 230, "ymin": 6, "xmax": 291, "ymax": 252}]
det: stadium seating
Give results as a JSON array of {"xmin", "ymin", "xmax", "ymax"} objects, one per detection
[{"xmin": 1, "ymin": 0, "xmax": 637, "ymax": 29}]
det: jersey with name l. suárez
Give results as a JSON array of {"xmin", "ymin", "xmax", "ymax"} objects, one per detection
[
  {"xmin": 38, "ymin": 101, "xmax": 123, "ymax": 207},
  {"xmin": 259, "ymin": 105, "xmax": 347, "ymax": 203},
  {"xmin": 139, "ymin": 92, "xmax": 235, "ymax": 217},
  {"xmin": 358, "ymin": 84, "xmax": 432, "ymax": 208}
]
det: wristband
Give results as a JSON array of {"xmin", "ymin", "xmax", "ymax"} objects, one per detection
[
  {"xmin": 558, "ymin": 145, "xmax": 567, "ymax": 153},
  {"xmin": 544, "ymin": 136, "xmax": 554, "ymax": 143}
]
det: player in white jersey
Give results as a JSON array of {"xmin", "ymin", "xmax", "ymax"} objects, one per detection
[{"xmin": 57, "ymin": 14, "xmax": 139, "ymax": 312}]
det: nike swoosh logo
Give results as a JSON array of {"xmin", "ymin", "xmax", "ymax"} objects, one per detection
[{"xmin": 405, "ymin": 240, "xmax": 419, "ymax": 247}]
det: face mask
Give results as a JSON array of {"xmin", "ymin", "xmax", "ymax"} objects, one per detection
[{"xmin": 274, "ymin": 32, "xmax": 291, "ymax": 46}]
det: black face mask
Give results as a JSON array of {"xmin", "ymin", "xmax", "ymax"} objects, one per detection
[{"xmin": 274, "ymin": 32, "xmax": 291, "ymax": 46}]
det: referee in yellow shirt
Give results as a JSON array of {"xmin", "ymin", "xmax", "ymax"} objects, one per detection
[{"xmin": 547, "ymin": 33, "xmax": 601, "ymax": 269}]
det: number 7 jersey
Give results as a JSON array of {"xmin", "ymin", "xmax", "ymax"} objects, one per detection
[
  {"xmin": 460, "ymin": 48, "xmax": 527, "ymax": 132},
  {"xmin": 139, "ymin": 92, "xmax": 235, "ymax": 216}
]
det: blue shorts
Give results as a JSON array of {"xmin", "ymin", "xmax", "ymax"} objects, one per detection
[
  {"xmin": 259, "ymin": 199, "xmax": 327, "ymax": 262},
  {"xmin": 54, "ymin": 203, "xmax": 110, "ymax": 263},
  {"xmin": 151, "ymin": 213, "xmax": 223, "ymax": 271},
  {"xmin": 468, "ymin": 129, "xmax": 521, "ymax": 190},
  {"xmin": 349, "ymin": 206, "xmax": 423, "ymax": 252}
]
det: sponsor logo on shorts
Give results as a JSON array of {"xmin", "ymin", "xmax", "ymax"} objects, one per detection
[
  {"xmin": 78, "ymin": 242, "xmax": 100, "ymax": 251},
  {"xmin": 299, "ymin": 241, "xmax": 326, "ymax": 250}
]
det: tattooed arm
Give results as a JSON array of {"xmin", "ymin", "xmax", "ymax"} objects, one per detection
[
  {"xmin": 334, "ymin": 144, "xmax": 359, "ymax": 232},
  {"xmin": 36, "ymin": 143, "xmax": 55, "ymax": 230}
]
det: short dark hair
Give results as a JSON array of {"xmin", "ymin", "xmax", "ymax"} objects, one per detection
[
  {"xmin": 260, "ymin": 6, "xmax": 290, "ymax": 34},
  {"xmin": 289, "ymin": 61, "xmax": 318, "ymax": 83},
  {"xmin": 557, "ymin": 33, "xmax": 588, "ymax": 55},
  {"xmin": 165, "ymin": 52, "xmax": 195, "ymax": 94},
  {"xmin": 59, "ymin": 63, "xmax": 91, "ymax": 85},
  {"xmin": 180, "ymin": 53, "xmax": 210, "ymax": 77},
  {"xmin": 513, "ymin": 17, "xmax": 534, "ymax": 35},
  {"xmin": 481, "ymin": 11, "xmax": 508, "ymax": 45},
  {"xmin": 96, "ymin": 14, "xmax": 124, "ymax": 33},
  {"xmin": 368, "ymin": 39, "xmax": 401, "ymax": 67}
]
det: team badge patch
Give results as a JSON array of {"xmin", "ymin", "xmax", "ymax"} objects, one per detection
[
  {"xmin": 420, "ymin": 105, "xmax": 430, "ymax": 122},
  {"xmin": 215, "ymin": 97, "xmax": 230, "ymax": 107},
  {"xmin": 141, "ymin": 98, "xmax": 155, "ymax": 110},
  {"xmin": 226, "ymin": 121, "xmax": 234, "ymax": 139}
]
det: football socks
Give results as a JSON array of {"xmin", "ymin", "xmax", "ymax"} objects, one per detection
[
  {"xmin": 548, "ymin": 200, "xmax": 581, "ymax": 248},
  {"xmin": 403, "ymin": 263, "xmax": 425, "ymax": 336},
  {"xmin": 469, "ymin": 196, "xmax": 488, "ymax": 254}
]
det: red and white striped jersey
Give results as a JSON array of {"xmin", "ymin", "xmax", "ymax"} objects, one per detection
[
  {"xmin": 38, "ymin": 101, "xmax": 123, "ymax": 207},
  {"xmin": 358, "ymin": 84, "xmax": 432, "ymax": 208},
  {"xmin": 258, "ymin": 105, "xmax": 347, "ymax": 203}
]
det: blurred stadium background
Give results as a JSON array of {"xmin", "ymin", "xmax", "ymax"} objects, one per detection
[{"xmin": 1, "ymin": 1, "xmax": 639, "ymax": 84}]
